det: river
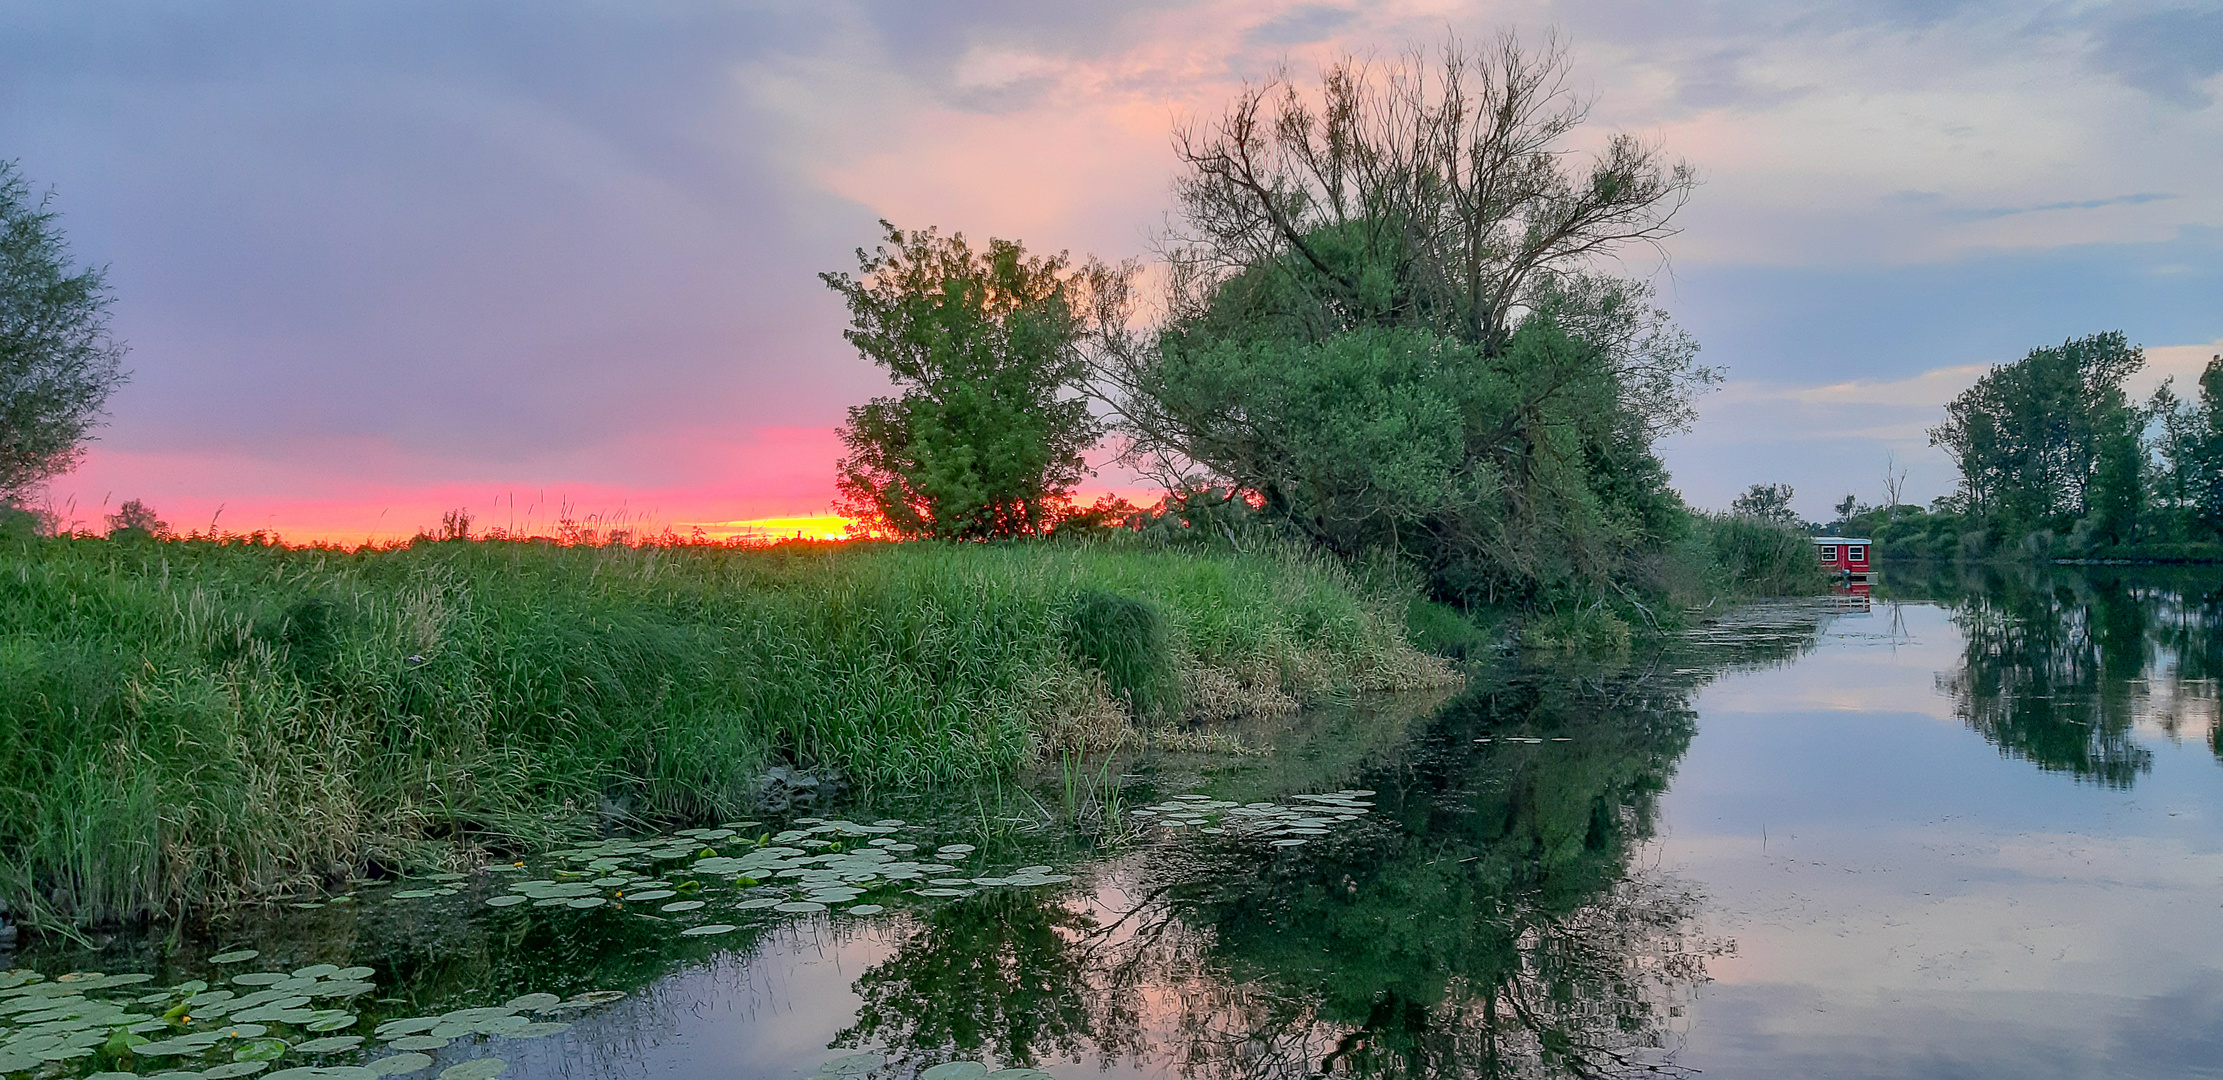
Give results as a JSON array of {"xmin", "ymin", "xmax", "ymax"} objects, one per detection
[{"xmin": 6, "ymin": 564, "xmax": 2220, "ymax": 1079}]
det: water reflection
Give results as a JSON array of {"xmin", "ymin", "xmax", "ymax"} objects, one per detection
[
  {"xmin": 4, "ymin": 605, "xmax": 1843, "ymax": 1080},
  {"xmin": 1887, "ymin": 564, "xmax": 2223, "ymax": 787},
  {"xmin": 823, "ymin": 610, "xmax": 1832, "ymax": 1080}
]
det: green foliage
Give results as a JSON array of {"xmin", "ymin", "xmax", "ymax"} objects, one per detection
[
  {"xmin": 1730, "ymin": 482, "xmax": 1803, "ymax": 526},
  {"xmin": 0, "ymin": 536, "xmax": 1443, "ymax": 923},
  {"xmin": 1689, "ymin": 513, "xmax": 1830, "ymax": 596},
  {"xmin": 0, "ymin": 160, "xmax": 129, "ymax": 501},
  {"xmin": 1133, "ymin": 263, "xmax": 1704, "ymax": 607},
  {"xmin": 1061, "ymin": 590, "xmax": 1178, "ymax": 718},
  {"xmin": 823, "ymin": 222, "xmax": 1105, "ymax": 539},
  {"xmin": 1099, "ymin": 40, "xmax": 1716, "ymax": 611},
  {"xmin": 2144, "ymin": 354, "xmax": 2223, "ymax": 542},
  {"xmin": 1930, "ymin": 332, "xmax": 2144, "ymax": 542}
]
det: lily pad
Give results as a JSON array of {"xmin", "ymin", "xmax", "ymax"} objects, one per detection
[
  {"xmin": 556, "ymin": 991, "xmax": 625, "ymax": 1008},
  {"xmin": 209, "ymin": 951, "xmax": 261, "ymax": 965},
  {"xmin": 920, "ymin": 1063, "xmax": 990, "ymax": 1080},
  {"xmin": 732, "ymin": 898, "xmax": 779, "ymax": 909},
  {"xmin": 483, "ymin": 896, "xmax": 527, "ymax": 908},
  {"xmin": 293, "ymin": 1036, "xmax": 365, "ymax": 1053},
  {"xmin": 658, "ymin": 900, "xmax": 704, "ymax": 913},
  {"xmin": 384, "ymin": 1037, "xmax": 449, "ymax": 1052},
  {"xmin": 622, "ymin": 889, "xmax": 674, "ymax": 902},
  {"xmin": 365, "ymin": 1053, "xmax": 435, "ymax": 1076},
  {"xmin": 846, "ymin": 904, "xmax": 886, "ymax": 915},
  {"xmin": 267, "ymin": 1069, "xmax": 380, "ymax": 1080},
  {"xmin": 304, "ymin": 1014, "xmax": 358, "ymax": 1032},
  {"xmin": 435, "ymin": 1058, "xmax": 506, "ymax": 1080},
  {"xmin": 205, "ymin": 1064, "xmax": 272, "ymax": 1079},
  {"xmin": 679, "ymin": 924, "xmax": 737, "ymax": 936},
  {"xmin": 235, "ymin": 1039, "xmax": 290, "ymax": 1062},
  {"xmin": 231, "ymin": 973, "xmax": 287, "ymax": 987},
  {"xmin": 499, "ymin": 994, "xmax": 560, "ymax": 1013},
  {"xmin": 290, "ymin": 965, "xmax": 340, "ymax": 980},
  {"xmin": 562, "ymin": 897, "xmax": 607, "ymax": 909},
  {"xmin": 333, "ymin": 968, "xmax": 375, "ymax": 982},
  {"xmin": 502, "ymin": 1022, "xmax": 570, "ymax": 1039}
]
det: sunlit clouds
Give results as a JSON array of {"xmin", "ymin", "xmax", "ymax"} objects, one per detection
[{"xmin": 2, "ymin": 0, "xmax": 2216, "ymax": 539}]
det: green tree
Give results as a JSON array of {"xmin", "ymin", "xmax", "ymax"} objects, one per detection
[
  {"xmin": 1, "ymin": 160, "xmax": 128, "ymax": 502},
  {"xmin": 824, "ymin": 222, "xmax": 1106, "ymax": 539},
  {"xmin": 104, "ymin": 497, "xmax": 169, "ymax": 540},
  {"xmin": 1928, "ymin": 332, "xmax": 2143, "ymax": 544},
  {"xmin": 1095, "ymin": 36, "xmax": 1714, "ymax": 605},
  {"xmin": 1731, "ymin": 482, "xmax": 1800, "ymax": 525},
  {"xmin": 2146, "ymin": 355, "xmax": 2223, "ymax": 539}
]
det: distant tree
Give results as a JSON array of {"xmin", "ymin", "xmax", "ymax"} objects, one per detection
[
  {"xmin": 104, "ymin": 497, "xmax": 168, "ymax": 540},
  {"xmin": 824, "ymin": 222, "xmax": 1109, "ymax": 540},
  {"xmin": 1731, "ymin": 483, "xmax": 1800, "ymax": 526},
  {"xmin": 1, "ymin": 160, "xmax": 129, "ymax": 502},
  {"xmin": 2147, "ymin": 354, "xmax": 2223, "ymax": 537},
  {"xmin": 1928, "ymin": 332, "xmax": 2143, "ymax": 541}
]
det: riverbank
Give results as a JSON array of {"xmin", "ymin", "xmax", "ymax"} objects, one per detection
[{"xmin": 0, "ymin": 535, "xmax": 1453, "ymax": 925}]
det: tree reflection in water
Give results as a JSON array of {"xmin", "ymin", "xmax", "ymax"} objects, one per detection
[
  {"xmin": 839, "ymin": 610, "xmax": 1832, "ymax": 1079},
  {"xmin": 1905, "ymin": 564, "xmax": 2223, "ymax": 788}
]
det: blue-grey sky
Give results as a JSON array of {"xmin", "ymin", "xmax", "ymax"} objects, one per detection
[{"xmin": 4, "ymin": 0, "xmax": 2217, "ymax": 538}]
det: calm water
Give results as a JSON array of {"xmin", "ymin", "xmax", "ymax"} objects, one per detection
[{"xmin": 9, "ymin": 565, "xmax": 2223, "ymax": 1079}]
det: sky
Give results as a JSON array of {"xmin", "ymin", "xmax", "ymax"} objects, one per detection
[{"xmin": 3, "ymin": 0, "xmax": 2218, "ymax": 541}]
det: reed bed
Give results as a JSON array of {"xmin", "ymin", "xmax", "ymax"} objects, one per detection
[{"xmin": 0, "ymin": 535, "xmax": 1450, "ymax": 924}]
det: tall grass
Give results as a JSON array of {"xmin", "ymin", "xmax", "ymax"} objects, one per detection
[{"xmin": 0, "ymin": 535, "xmax": 1450, "ymax": 924}]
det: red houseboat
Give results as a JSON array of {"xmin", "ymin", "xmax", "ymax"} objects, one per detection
[{"xmin": 1814, "ymin": 535, "xmax": 1873, "ymax": 584}]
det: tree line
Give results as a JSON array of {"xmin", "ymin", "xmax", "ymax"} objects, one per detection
[
  {"xmin": 823, "ymin": 35, "xmax": 1775, "ymax": 613},
  {"xmin": 1820, "ymin": 332, "xmax": 2223, "ymax": 559}
]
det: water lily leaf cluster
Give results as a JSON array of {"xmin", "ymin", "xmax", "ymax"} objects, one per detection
[
  {"xmin": 0, "ymin": 963, "xmax": 618, "ymax": 1080},
  {"xmin": 1127, "ymin": 790, "xmax": 1376, "ymax": 846}
]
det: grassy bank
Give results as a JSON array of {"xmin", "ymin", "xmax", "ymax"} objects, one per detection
[{"xmin": 0, "ymin": 535, "xmax": 1452, "ymax": 925}]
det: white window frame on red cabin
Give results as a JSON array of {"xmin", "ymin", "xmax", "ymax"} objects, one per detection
[
  {"xmin": 1848, "ymin": 545, "xmax": 1866, "ymax": 563},
  {"xmin": 1819, "ymin": 545, "xmax": 1838, "ymax": 561}
]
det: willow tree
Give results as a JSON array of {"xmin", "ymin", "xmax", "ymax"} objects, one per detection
[
  {"xmin": 2, "ymin": 161, "xmax": 128, "ymax": 502},
  {"xmin": 1094, "ymin": 34, "xmax": 1713, "ymax": 604},
  {"xmin": 824, "ymin": 222, "xmax": 1109, "ymax": 540}
]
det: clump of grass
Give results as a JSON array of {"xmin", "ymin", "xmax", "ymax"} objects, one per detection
[
  {"xmin": 1062, "ymin": 590, "xmax": 1179, "ymax": 718},
  {"xmin": 1684, "ymin": 514, "xmax": 1830, "ymax": 598},
  {"xmin": 0, "ymin": 533, "xmax": 1451, "ymax": 924}
]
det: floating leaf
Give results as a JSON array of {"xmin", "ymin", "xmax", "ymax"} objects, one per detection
[
  {"xmin": 267, "ymin": 1068, "xmax": 380, "ymax": 1080},
  {"xmin": 333, "ymin": 968, "xmax": 375, "ymax": 982},
  {"xmin": 384, "ymin": 1036, "xmax": 449, "ymax": 1052},
  {"xmin": 209, "ymin": 951, "xmax": 260, "ymax": 965},
  {"xmin": 294, "ymin": 1036, "xmax": 365, "ymax": 1053},
  {"xmin": 231, "ymin": 973, "xmax": 286, "ymax": 987},
  {"xmin": 623, "ymin": 890, "xmax": 674, "ymax": 902},
  {"xmin": 557, "ymin": 991, "xmax": 625, "ymax": 1008},
  {"xmin": 373, "ymin": 1017, "xmax": 438, "ymax": 1038},
  {"xmin": 920, "ymin": 1063, "xmax": 990, "ymax": 1080},
  {"xmin": 499, "ymin": 994, "xmax": 560, "ymax": 1013},
  {"xmin": 846, "ymin": 904, "xmax": 886, "ymax": 915},
  {"xmin": 679, "ymin": 924, "xmax": 738, "ymax": 936},
  {"xmin": 235, "ymin": 1039, "xmax": 290, "ymax": 1062},
  {"xmin": 435, "ymin": 1058, "xmax": 506, "ymax": 1080},
  {"xmin": 304, "ymin": 1014, "xmax": 358, "ymax": 1032},
  {"xmin": 659, "ymin": 900, "xmax": 704, "ymax": 913},
  {"xmin": 290, "ymin": 965, "xmax": 339, "ymax": 981},
  {"xmin": 732, "ymin": 898, "xmax": 779, "ymax": 909},
  {"xmin": 205, "ymin": 1063, "xmax": 272, "ymax": 1079},
  {"xmin": 503, "ymin": 1022, "xmax": 570, "ymax": 1039},
  {"xmin": 563, "ymin": 897, "xmax": 607, "ymax": 910},
  {"xmin": 484, "ymin": 896, "xmax": 526, "ymax": 908},
  {"xmin": 365, "ymin": 1053, "xmax": 435, "ymax": 1076}
]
